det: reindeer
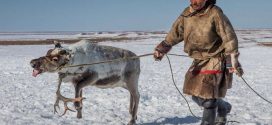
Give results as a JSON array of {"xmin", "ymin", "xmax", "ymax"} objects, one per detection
[{"xmin": 30, "ymin": 40, "xmax": 140, "ymax": 125}]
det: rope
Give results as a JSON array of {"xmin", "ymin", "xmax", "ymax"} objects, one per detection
[
  {"xmin": 59, "ymin": 52, "xmax": 200, "ymax": 119},
  {"xmin": 165, "ymin": 55, "xmax": 201, "ymax": 120},
  {"xmin": 241, "ymin": 76, "xmax": 272, "ymax": 105},
  {"xmin": 60, "ymin": 53, "xmax": 154, "ymax": 69},
  {"xmin": 58, "ymin": 51, "xmax": 271, "ymax": 123},
  {"xmin": 60, "ymin": 53, "xmax": 189, "ymax": 69}
]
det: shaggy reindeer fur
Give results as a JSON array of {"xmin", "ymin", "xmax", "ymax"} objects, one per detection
[{"xmin": 30, "ymin": 40, "xmax": 140, "ymax": 125}]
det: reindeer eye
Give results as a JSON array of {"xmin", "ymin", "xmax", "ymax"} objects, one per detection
[{"xmin": 52, "ymin": 57, "xmax": 58, "ymax": 62}]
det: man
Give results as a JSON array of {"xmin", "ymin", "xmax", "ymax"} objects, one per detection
[{"xmin": 154, "ymin": 0, "xmax": 244, "ymax": 125}]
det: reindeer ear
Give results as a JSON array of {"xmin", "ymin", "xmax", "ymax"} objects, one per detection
[{"xmin": 54, "ymin": 40, "xmax": 62, "ymax": 48}]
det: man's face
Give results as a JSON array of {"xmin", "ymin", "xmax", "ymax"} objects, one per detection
[{"xmin": 190, "ymin": 0, "xmax": 207, "ymax": 10}]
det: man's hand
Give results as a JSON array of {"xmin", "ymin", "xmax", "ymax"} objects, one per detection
[
  {"xmin": 235, "ymin": 67, "xmax": 244, "ymax": 77},
  {"xmin": 228, "ymin": 53, "xmax": 244, "ymax": 77},
  {"xmin": 154, "ymin": 40, "xmax": 172, "ymax": 61},
  {"xmin": 228, "ymin": 67, "xmax": 244, "ymax": 77},
  {"xmin": 154, "ymin": 50, "xmax": 165, "ymax": 61}
]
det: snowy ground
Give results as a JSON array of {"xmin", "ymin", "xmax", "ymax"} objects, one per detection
[{"xmin": 0, "ymin": 31, "xmax": 272, "ymax": 125}]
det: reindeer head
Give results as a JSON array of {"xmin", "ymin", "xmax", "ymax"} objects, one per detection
[{"xmin": 30, "ymin": 41, "xmax": 71, "ymax": 77}]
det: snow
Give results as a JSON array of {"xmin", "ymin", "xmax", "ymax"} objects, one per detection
[{"xmin": 0, "ymin": 31, "xmax": 272, "ymax": 125}]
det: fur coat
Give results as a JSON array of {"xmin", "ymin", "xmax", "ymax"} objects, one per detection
[{"xmin": 164, "ymin": 5, "xmax": 238, "ymax": 99}]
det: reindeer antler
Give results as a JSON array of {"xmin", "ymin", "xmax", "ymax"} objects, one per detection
[
  {"xmin": 53, "ymin": 75, "xmax": 85, "ymax": 116},
  {"xmin": 54, "ymin": 91, "xmax": 85, "ymax": 116}
]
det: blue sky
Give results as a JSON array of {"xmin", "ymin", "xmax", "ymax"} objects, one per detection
[{"xmin": 0, "ymin": 0, "xmax": 271, "ymax": 32}]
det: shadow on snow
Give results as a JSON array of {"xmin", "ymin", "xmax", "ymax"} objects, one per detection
[{"xmin": 139, "ymin": 116, "xmax": 199, "ymax": 125}]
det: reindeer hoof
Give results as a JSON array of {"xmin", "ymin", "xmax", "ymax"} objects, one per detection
[
  {"xmin": 77, "ymin": 113, "xmax": 82, "ymax": 119},
  {"xmin": 127, "ymin": 120, "xmax": 136, "ymax": 125},
  {"xmin": 76, "ymin": 110, "xmax": 82, "ymax": 119}
]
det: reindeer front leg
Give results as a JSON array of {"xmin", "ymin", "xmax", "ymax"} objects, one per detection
[
  {"xmin": 53, "ymin": 73, "xmax": 85, "ymax": 116},
  {"xmin": 74, "ymin": 84, "xmax": 83, "ymax": 118}
]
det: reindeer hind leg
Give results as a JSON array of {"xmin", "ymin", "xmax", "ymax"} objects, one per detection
[
  {"xmin": 125, "ymin": 73, "xmax": 140, "ymax": 125},
  {"xmin": 128, "ymin": 88, "xmax": 139, "ymax": 125}
]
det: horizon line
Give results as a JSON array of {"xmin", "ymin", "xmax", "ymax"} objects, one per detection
[{"xmin": 1, "ymin": 28, "xmax": 272, "ymax": 33}]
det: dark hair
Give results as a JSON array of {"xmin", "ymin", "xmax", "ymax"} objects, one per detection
[{"xmin": 207, "ymin": 0, "xmax": 216, "ymax": 5}]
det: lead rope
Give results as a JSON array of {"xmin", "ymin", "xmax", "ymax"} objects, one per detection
[
  {"xmin": 165, "ymin": 55, "xmax": 201, "ymax": 120},
  {"xmin": 241, "ymin": 77, "xmax": 272, "ymax": 105},
  {"xmin": 60, "ymin": 52, "xmax": 271, "ymax": 123},
  {"xmin": 58, "ymin": 53, "xmax": 201, "ymax": 120},
  {"xmin": 59, "ymin": 53, "xmax": 154, "ymax": 69},
  {"xmin": 59, "ymin": 53, "xmax": 188, "ymax": 69}
]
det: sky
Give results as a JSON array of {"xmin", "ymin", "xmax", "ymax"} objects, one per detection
[{"xmin": 0, "ymin": 0, "xmax": 272, "ymax": 32}]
